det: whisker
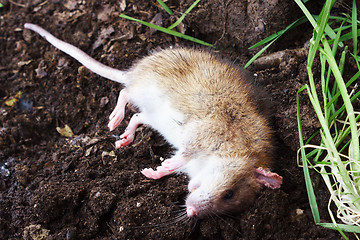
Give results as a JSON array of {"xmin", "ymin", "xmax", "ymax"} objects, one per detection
[
  {"xmin": 120, "ymin": 205, "xmax": 191, "ymax": 231},
  {"xmin": 126, "ymin": 213, "xmax": 188, "ymax": 230},
  {"xmin": 212, "ymin": 212, "xmax": 242, "ymax": 236},
  {"xmin": 172, "ymin": 208, "xmax": 186, "ymax": 214},
  {"xmin": 221, "ymin": 212, "xmax": 240, "ymax": 220},
  {"xmin": 189, "ymin": 217, "xmax": 199, "ymax": 234}
]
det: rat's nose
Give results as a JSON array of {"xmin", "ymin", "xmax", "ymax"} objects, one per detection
[{"xmin": 186, "ymin": 206, "xmax": 197, "ymax": 217}]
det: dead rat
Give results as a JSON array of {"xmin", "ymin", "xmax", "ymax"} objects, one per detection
[{"xmin": 24, "ymin": 23, "xmax": 282, "ymax": 218}]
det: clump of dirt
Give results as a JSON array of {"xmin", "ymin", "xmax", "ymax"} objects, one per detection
[{"xmin": 0, "ymin": 0, "xmax": 357, "ymax": 239}]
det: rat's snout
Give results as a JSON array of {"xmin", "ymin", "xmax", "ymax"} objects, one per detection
[
  {"xmin": 185, "ymin": 188, "xmax": 211, "ymax": 218},
  {"xmin": 186, "ymin": 205, "xmax": 198, "ymax": 217},
  {"xmin": 185, "ymin": 191, "xmax": 201, "ymax": 218}
]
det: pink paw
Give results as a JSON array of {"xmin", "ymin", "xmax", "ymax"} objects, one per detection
[
  {"xmin": 162, "ymin": 159, "xmax": 182, "ymax": 171},
  {"xmin": 115, "ymin": 138, "xmax": 133, "ymax": 148},
  {"xmin": 115, "ymin": 130, "xmax": 135, "ymax": 148},
  {"xmin": 108, "ymin": 108, "xmax": 124, "ymax": 132},
  {"xmin": 141, "ymin": 167, "xmax": 173, "ymax": 179},
  {"xmin": 141, "ymin": 153, "xmax": 186, "ymax": 180},
  {"xmin": 114, "ymin": 113, "xmax": 143, "ymax": 148},
  {"xmin": 108, "ymin": 89, "xmax": 128, "ymax": 131}
]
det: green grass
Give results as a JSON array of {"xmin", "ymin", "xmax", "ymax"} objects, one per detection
[
  {"xmin": 156, "ymin": 0, "xmax": 173, "ymax": 15},
  {"xmin": 244, "ymin": 16, "xmax": 308, "ymax": 68},
  {"xmin": 120, "ymin": 0, "xmax": 213, "ymax": 47},
  {"xmin": 246, "ymin": 0, "xmax": 360, "ymax": 237},
  {"xmin": 294, "ymin": 0, "xmax": 360, "ymax": 238}
]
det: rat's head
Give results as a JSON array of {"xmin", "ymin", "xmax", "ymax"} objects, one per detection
[{"xmin": 185, "ymin": 156, "xmax": 282, "ymax": 218}]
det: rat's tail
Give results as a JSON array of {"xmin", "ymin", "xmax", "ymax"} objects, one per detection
[{"xmin": 24, "ymin": 23, "xmax": 127, "ymax": 84}]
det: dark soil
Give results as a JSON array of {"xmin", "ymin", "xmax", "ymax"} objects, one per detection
[{"xmin": 0, "ymin": 0, "xmax": 356, "ymax": 239}]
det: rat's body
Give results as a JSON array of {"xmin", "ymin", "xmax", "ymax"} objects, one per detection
[{"xmin": 24, "ymin": 23, "xmax": 282, "ymax": 218}]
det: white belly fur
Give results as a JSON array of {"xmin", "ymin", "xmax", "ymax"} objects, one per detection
[{"xmin": 127, "ymin": 81, "xmax": 186, "ymax": 149}]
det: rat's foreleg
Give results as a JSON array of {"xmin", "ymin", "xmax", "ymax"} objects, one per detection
[
  {"xmin": 141, "ymin": 152, "xmax": 186, "ymax": 179},
  {"xmin": 115, "ymin": 112, "xmax": 143, "ymax": 148},
  {"xmin": 108, "ymin": 89, "xmax": 129, "ymax": 131}
]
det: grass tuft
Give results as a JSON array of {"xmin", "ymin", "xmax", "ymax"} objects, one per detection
[
  {"xmin": 294, "ymin": 0, "xmax": 360, "ymax": 238},
  {"xmin": 247, "ymin": 0, "xmax": 360, "ymax": 237}
]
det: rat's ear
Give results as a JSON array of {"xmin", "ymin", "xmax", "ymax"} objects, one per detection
[{"xmin": 254, "ymin": 167, "xmax": 282, "ymax": 189}]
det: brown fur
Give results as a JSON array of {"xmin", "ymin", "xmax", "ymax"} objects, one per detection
[
  {"xmin": 24, "ymin": 22, "xmax": 279, "ymax": 218},
  {"xmin": 132, "ymin": 48, "xmax": 273, "ymax": 167},
  {"xmin": 130, "ymin": 48, "xmax": 274, "ymax": 216}
]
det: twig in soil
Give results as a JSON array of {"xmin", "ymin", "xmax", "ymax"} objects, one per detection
[
  {"xmin": 252, "ymin": 48, "xmax": 307, "ymax": 69},
  {"xmin": 8, "ymin": 0, "xmax": 26, "ymax": 8}
]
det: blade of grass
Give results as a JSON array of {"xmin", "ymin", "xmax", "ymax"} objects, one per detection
[
  {"xmin": 157, "ymin": 0, "xmax": 173, "ymax": 15},
  {"xmin": 329, "ymin": 22, "xmax": 346, "ymax": 99},
  {"xmin": 248, "ymin": 17, "xmax": 308, "ymax": 49},
  {"xmin": 246, "ymin": 11, "xmax": 343, "ymax": 67},
  {"xmin": 319, "ymin": 40, "xmax": 360, "ymax": 166},
  {"xmin": 119, "ymin": 14, "xmax": 213, "ymax": 47},
  {"xmin": 329, "ymin": 89, "xmax": 360, "ymax": 124},
  {"xmin": 350, "ymin": 53, "xmax": 360, "ymax": 70},
  {"xmin": 293, "ymin": 0, "xmax": 318, "ymax": 29},
  {"xmin": 352, "ymin": 0, "xmax": 358, "ymax": 55},
  {"xmin": 168, "ymin": 0, "xmax": 201, "ymax": 30},
  {"xmin": 297, "ymin": 85, "xmax": 321, "ymax": 224},
  {"xmin": 244, "ymin": 37, "xmax": 279, "ymax": 68},
  {"xmin": 328, "ymin": 29, "xmax": 360, "ymax": 44},
  {"xmin": 326, "ymin": 70, "xmax": 360, "ymax": 118},
  {"xmin": 319, "ymin": 223, "xmax": 360, "ymax": 233}
]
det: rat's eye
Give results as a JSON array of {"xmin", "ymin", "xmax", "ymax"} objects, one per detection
[{"xmin": 224, "ymin": 190, "xmax": 234, "ymax": 200}]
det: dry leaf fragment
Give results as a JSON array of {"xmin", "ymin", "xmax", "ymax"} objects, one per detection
[
  {"xmin": 64, "ymin": 0, "xmax": 77, "ymax": 10},
  {"xmin": 101, "ymin": 150, "xmax": 116, "ymax": 158},
  {"xmin": 23, "ymin": 224, "xmax": 50, "ymax": 240},
  {"xmin": 5, "ymin": 91, "xmax": 22, "ymax": 107},
  {"xmin": 119, "ymin": 0, "xmax": 126, "ymax": 11},
  {"xmin": 97, "ymin": 4, "xmax": 114, "ymax": 22},
  {"xmin": 91, "ymin": 25, "xmax": 115, "ymax": 52},
  {"xmin": 85, "ymin": 146, "xmax": 93, "ymax": 157},
  {"xmin": 56, "ymin": 124, "xmax": 74, "ymax": 137},
  {"xmin": 17, "ymin": 60, "xmax": 32, "ymax": 67}
]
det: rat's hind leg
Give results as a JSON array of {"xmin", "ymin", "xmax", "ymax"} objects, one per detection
[
  {"xmin": 108, "ymin": 89, "xmax": 129, "ymax": 131},
  {"xmin": 115, "ymin": 113, "xmax": 143, "ymax": 148},
  {"xmin": 141, "ymin": 152, "xmax": 186, "ymax": 179}
]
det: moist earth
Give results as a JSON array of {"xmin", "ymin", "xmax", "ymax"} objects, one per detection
[{"xmin": 0, "ymin": 0, "xmax": 356, "ymax": 239}]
